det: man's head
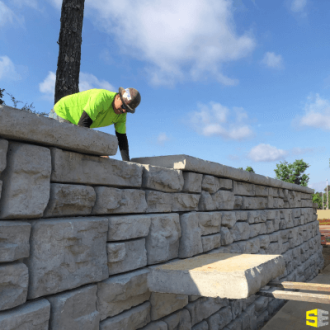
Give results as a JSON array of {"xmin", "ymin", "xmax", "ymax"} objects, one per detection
[{"xmin": 113, "ymin": 87, "xmax": 141, "ymax": 115}]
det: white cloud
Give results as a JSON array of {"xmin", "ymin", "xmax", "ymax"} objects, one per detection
[
  {"xmin": 39, "ymin": 71, "xmax": 116, "ymax": 101},
  {"xmin": 85, "ymin": 0, "xmax": 256, "ymax": 86},
  {"xmin": 189, "ymin": 103, "xmax": 254, "ymax": 140},
  {"xmin": 0, "ymin": 1, "xmax": 23, "ymax": 27},
  {"xmin": 290, "ymin": 0, "xmax": 307, "ymax": 12},
  {"xmin": 0, "ymin": 56, "xmax": 22, "ymax": 81},
  {"xmin": 79, "ymin": 72, "xmax": 115, "ymax": 92},
  {"xmin": 248, "ymin": 144, "xmax": 287, "ymax": 162},
  {"xmin": 261, "ymin": 52, "xmax": 284, "ymax": 69},
  {"xmin": 296, "ymin": 94, "xmax": 330, "ymax": 130},
  {"xmin": 157, "ymin": 133, "xmax": 170, "ymax": 145}
]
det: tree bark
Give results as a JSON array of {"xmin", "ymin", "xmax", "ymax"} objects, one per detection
[{"xmin": 54, "ymin": 0, "xmax": 85, "ymax": 105}]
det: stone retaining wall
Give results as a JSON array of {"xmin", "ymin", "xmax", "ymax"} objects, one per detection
[{"xmin": 0, "ymin": 106, "xmax": 324, "ymax": 330}]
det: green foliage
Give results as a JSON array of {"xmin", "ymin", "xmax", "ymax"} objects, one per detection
[
  {"xmin": 0, "ymin": 88, "xmax": 5, "ymax": 105},
  {"xmin": 238, "ymin": 166, "xmax": 255, "ymax": 173},
  {"xmin": 312, "ymin": 193, "xmax": 322, "ymax": 209},
  {"xmin": 274, "ymin": 159, "xmax": 310, "ymax": 186}
]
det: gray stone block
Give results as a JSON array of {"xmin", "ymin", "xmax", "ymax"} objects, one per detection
[
  {"xmin": 0, "ymin": 263, "xmax": 28, "ymax": 311},
  {"xmin": 0, "ymin": 139, "xmax": 8, "ymax": 174},
  {"xmin": 0, "ymin": 180, "xmax": 2, "ymax": 199},
  {"xmin": 182, "ymin": 172, "xmax": 203, "ymax": 193},
  {"xmin": 0, "ymin": 142, "xmax": 51, "ymax": 219},
  {"xmin": 202, "ymin": 234, "xmax": 221, "ymax": 252},
  {"xmin": 199, "ymin": 191, "xmax": 216, "ymax": 211},
  {"xmin": 221, "ymin": 227, "xmax": 234, "ymax": 245},
  {"xmin": 108, "ymin": 214, "xmax": 152, "ymax": 241},
  {"xmin": 97, "ymin": 268, "xmax": 150, "ymax": 320},
  {"xmin": 198, "ymin": 212, "xmax": 221, "ymax": 235},
  {"xmin": 26, "ymin": 217, "xmax": 109, "ymax": 299},
  {"xmin": 247, "ymin": 211, "xmax": 266, "ymax": 224},
  {"xmin": 146, "ymin": 213, "xmax": 181, "ymax": 264},
  {"xmin": 145, "ymin": 190, "xmax": 172, "ymax": 213},
  {"xmin": 242, "ymin": 197, "xmax": 267, "ymax": 210},
  {"xmin": 245, "ymin": 238, "xmax": 260, "ymax": 254},
  {"xmin": 141, "ymin": 321, "xmax": 168, "ymax": 330},
  {"xmin": 150, "ymin": 292, "xmax": 188, "ymax": 320},
  {"xmin": 233, "ymin": 181, "xmax": 255, "ymax": 196},
  {"xmin": 259, "ymin": 235, "xmax": 270, "ymax": 249},
  {"xmin": 0, "ymin": 104, "xmax": 118, "ymax": 155},
  {"xmin": 208, "ymin": 306, "xmax": 233, "ymax": 330},
  {"xmin": 0, "ymin": 299, "xmax": 50, "ymax": 330},
  {"xmin": 186, "ymin": 297, "xmax": 229, "ymax": 326},
  {"xmin": 0, "ymin": 221, "xmax": 31, "ymax": 262},
  {"xmin": 266, "ymin": 220, "xmax": 275, "ymax": 234},
  {"xmin": 230, "ymin": 222, "xmax": 250, "ymax": 241},
  {"xmin": 236, "ymin": 211, "xmax": 248, "ymax": 221},
  {"xmin": 44, "ymin": 183, "xmax": 96, "ymax": 217},
  {"xmin": 219, "ymin": 178, "xmax": 233, "ymax": 190},
  {"xmin": 221, "ymin": 211, "xmax": 237, "ymax": 229},
  {"xmin": 179, "ymin": 212, "xmax": 203, "ymax": 258},
  {"xmin": 193, "ymin": 321, "xmax": 209, "ymax": 330},
  {"xmin": 163, "ymin": 309, "xmax": 192, "ymax": 330},
  {"xmin": 172, "ymin": 193, "xmax": 200, "ymax": 212},
  {"xmin": 255, "ymin": 185, "xmax": 269, "ymax": 197},
  {"xmin": 202, "ymin": 175, "xmax": 220, "ymax": 193},
  {"xmin": 99, "ymin": 302, "xmax": 150, "ymax": 330},
  {"xmin": 51, "ymin": 148, "xmax": 142, "ymax": 186},
  {"xmin": 92, "ymin": 187, "xmax": 147, "ymax": 214},
  {"xmin": 141, "ymin": 164, "xmax": 184, "ymax": 192},
  {"xmin": 107, "ymin": 239, "xmax": 147, "ymax": 275},
  {"xmin": 213, "ymin": 190, "xmax": 235, "ymax": 210},
  {"xmin": 47, "ymin": 284, "xmax": 99, "ymax": 330}
]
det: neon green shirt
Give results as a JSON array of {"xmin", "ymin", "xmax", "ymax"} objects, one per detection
[{"xmin": 53, "ymin": 89, "xmax": 127, "ymax": 134}]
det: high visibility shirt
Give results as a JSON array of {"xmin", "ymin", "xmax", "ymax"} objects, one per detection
[{"xmin": 53, "ymin": 89, "xmax": 127, "ymax": 134}]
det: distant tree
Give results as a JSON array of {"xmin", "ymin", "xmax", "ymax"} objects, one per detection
[
  {"xmin": 274, "ymin": 159, "xmax": 310, "ymax": 186},
  {"xmin": 0, "ymin": 88, "xmax": 5, "ymax": 105},
  {"xmin": 54, "ymin": 0, "xmax": 85, "ymax": 104},
  {"xmin": 313, "ymin": 192, "xmax": 322, "ymax": 209},
  {"xmin": 238, "ymin": 166, "xmax": 255, "ymax": 173},
  {"xmin": 245, "ymin": 166, "xmax": 255, "ymax": 173}
]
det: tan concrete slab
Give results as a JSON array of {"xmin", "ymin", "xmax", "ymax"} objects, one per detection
[
  {"xmin": 262, "ymin": 264, "xmax": 330, "ymax": 330},
  {"xmin": 148, "ymin": 253, "xmax": 285, "ymax": 299},
  {"xmin": 131, "ymin": 155, "xmax": 313, "ymax": 193}
]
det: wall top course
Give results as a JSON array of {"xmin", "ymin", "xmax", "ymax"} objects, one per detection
[
  {"xmin": 131, "ymin": 155, "xmax": 313, "ymax": 194},
  {"xmin": 0, "ymin": 105, "xmax": 118, "ymax": 156}
]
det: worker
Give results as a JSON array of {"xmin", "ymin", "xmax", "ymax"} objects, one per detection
[{"xmin": 49, "ymin": 87, "xmax": 141, "ymax": 161}]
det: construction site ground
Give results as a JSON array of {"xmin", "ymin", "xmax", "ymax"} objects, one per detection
[{"xmin": 262, "ymin": 247, "xmax": 330, "ymax": 330}]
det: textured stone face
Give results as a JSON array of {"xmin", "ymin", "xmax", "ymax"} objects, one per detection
[
  {"xmin": 193, "ymin": 320, "xmax": 209, "ymax": 330},
  {"xmin": 51, "ymin": 148, "xmax": 142, "ymax": 186},
  {"xmin": 0, "ymin": 139, "xmax": 8, "ymax": 174},
  {"xmin": 221, "ymin": 211, "xmax": 237, "ymax": 229},
  {"xmin": 26, "ymin": 218, "xmax": 109, "ymax": 299},
  {"xmin": 145, "ymin": 214, "xmax": 181, "ymax": 264},
  {"xmin": 213, "ymin": 191, "xmax": 235, "ymax": 210},
  {"xmin": 141, "ymin": 321, "xmax": 168, "ymax": 330},
  {"xmin": 108, "ymin": 214, "xmax": 152, "ymax": 241},
  {"xmin": 99, "ymin": 302, "xmax": 150, "ymax": 330},
  {"xmin": 179, "ymin": 212, "xmax": 203, "ymax": 258},
  {"xmin": 163, "ymin": 309, "xmax": 192, "ymax": 330},
  {"xmin": 44, "ymin": 183, "xmax": 96, "ymax": 217},
  {"xmin": 0, "ymin": 299, "xmax": 50, "ymax": 330},
  {"xmin": 0, "ymin": 221, "xmax": 31, "ymax": 262},
  {"xmin": 230, "ymin": 222, "xmax": 250, "ymax": 241},
  {"xmin": 233, "ymin": 182, "xmax": 255, "ymax": 196},
  {"xmin": 198, "ymin": 212, "xmax": 221, "ymax": 235},
  {"xmin": 255, "ymin": 185, "xmax": 269, "ymax": 197},
  {"xmin": 97, "ymin": 269, "xmax": 150, "ymax": 320},
  {"xmin": 0, "ymin": 142, "xmax": 51, "ymax": 219},
  {"xmin": 47, "ymin": 285, "xmax": 100, "ymax": 330},
  {"xmin": 221, "ymin": 227, "xmax": 234, "ymax": 245},
  {"xmin": 141, "ymin": 164, "xmax": 184, "ymax": 192},
  {"xmin": 186, "ymin": 297, "xmax": 229, "ymax": 326},
  {"xmin": 0, "ymin": 263, "xmax": 29, "ymax": 311},
  {"xmin": 198, "ymin": 191, "xmax": 216, "ymax": 211},
  {"xmin": 208, "ymin": 306, "xmax": 233, "ymax": 330},
  {"xmin": 201, "ymin": 234, "xmax": 221, "ymax": 252},
  {"xmin": 92, "ymin": 187, "xmax": 147, "ymax": 214},
  {"xmin": 107, "ymin": 239, "xmax": 147, "ymax": 275},
  {"xmin": 171, "ymin": 193, "xmax": 200, "ymax": 212},
  {"xmin": 202, "ymin": 175, "xmax": 220, "ymax": 193},
  {"xmin": 182, "ymin": 172, "xmax": 203, "ymax": 193},
  {"xmin": 150, "ymin": 292, "xmax": 188, "ymax": 321},
  {"xmin": 145, "ymin": 190, "xmax": 172, "ymax": 213}
]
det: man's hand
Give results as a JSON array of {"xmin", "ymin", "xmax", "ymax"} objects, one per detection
[{"xmin": 100, "ymin": 156, "xmax": 109, "ymax": 159}]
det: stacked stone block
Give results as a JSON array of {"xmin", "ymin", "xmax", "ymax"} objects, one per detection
[{"xmin": 0, "ymin": 107, "xmax": 323, "ymax": 330}]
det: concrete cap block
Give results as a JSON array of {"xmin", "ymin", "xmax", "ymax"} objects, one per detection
[
  {"xmin": 0, "ymin": 139, "xmax": 8, "ymax": 174},
  {"xmin": 148, "ymin": 253, "xmax": 285, "ymax": 299},
  {"xmin": 0, "ymin": 105, "xmax": 118, "ymax": 155}
]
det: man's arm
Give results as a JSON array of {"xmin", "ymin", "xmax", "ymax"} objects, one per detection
[
  {"xmin": 78, "ymin": 111, "xmax": 93, "ymax": 127},
  {"xmin": 115, "ymin": 131, "xmax": 130, "ymax": 161}
]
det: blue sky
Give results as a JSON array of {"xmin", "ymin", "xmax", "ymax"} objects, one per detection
[{"xmin": 1, "ymin": 0, "xmax": 330, "ymax": 192}]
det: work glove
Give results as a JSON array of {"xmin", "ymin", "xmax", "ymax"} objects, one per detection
[{"xmin": 120, "ymin": 150, "xmax": 130, "ymax": 161}]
